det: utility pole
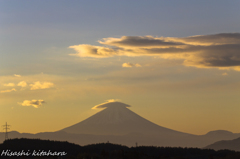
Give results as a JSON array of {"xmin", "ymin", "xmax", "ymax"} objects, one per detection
[{"xmin": 2, "ymin": 122, "xmax": 10, "ymax": 140}]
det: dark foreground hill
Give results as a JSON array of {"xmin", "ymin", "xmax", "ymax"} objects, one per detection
[
  {"xmin": 1, "ymin": 138, "xmax": 240, "ymax": 159},
  {"xmin": 205, "ymin": 137, "xmax": 240, "ymax": 151}
]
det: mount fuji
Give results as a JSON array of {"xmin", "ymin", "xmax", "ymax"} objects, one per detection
[
  {"xmin": 59, "ymin": 102, "xmax": 189, "ymax": 137},
  {"xmin": 56, "ymin": 101, "xmax": 240, "ymax": 147}
]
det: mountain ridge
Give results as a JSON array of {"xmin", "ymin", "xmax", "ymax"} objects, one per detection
[{"xmin": 205, "ymin": 137, "xmax": 240, "ymax": 151}]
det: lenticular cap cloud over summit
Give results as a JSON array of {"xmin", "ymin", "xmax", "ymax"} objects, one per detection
[{"xmin": 92, "ymin": 99, "xmax": 130, "ymax": 109}]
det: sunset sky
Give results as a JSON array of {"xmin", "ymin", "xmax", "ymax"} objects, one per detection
[{"xmin": 1, "ymin": 0, "xmax": 240, "ymax": 135}]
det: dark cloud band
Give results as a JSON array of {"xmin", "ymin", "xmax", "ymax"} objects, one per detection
[{"xmin": 69, "ymin": 33, "xmax": 240, "ymax": 71}]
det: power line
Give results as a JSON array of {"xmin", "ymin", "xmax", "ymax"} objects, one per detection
[{"xmin": 2, "ymin": 122, "xmax": 10, "ymax": 140}]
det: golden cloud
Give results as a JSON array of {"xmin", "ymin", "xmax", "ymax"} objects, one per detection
[
  {"xmin": 69, "ymin": 44, "xmax": 120, "ymax": 58},
  {"xmin": 122, "ymin": 63, "xmax": 142, "ymax": 68},
  {"xmin": 4, "ymin": 83, "xmax": 15, "ymax": 87},
  {"xmin": 17, "ymin": 81, "xmax": 27, "ymax": 87},
  {"xmin": 1, "ymin": 88, "xmax": 17, "ymax": 93},
  {"xmin": 30, "ymin": 81, "xmax": 54, "ymax": 90},
  {"xmin": 19, "ymin": 99, "xmax": 45, "ymax": 108},
  {"xmin": 70, "ymin": 33, "xmax": 240, "ymax": 71}
]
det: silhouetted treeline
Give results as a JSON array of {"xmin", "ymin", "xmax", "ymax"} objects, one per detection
[{"xmin": 0, "ymin": 138, "xmax": 240, "ymax": 159}]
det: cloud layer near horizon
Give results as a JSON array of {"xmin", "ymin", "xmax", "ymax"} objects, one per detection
[{"xmin": 69, "ymin": 33, "xmax": 240, "ymax": 71}]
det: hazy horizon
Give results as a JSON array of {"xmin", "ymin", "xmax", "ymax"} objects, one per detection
[{"xmin": 1, "ymin": 0, "xmax": 240, "ymax": 136}]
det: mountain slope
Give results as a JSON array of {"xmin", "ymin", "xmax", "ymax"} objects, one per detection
[{"xmin": 59, "ymin": 102, "xmax": 190, "ymax": 136}]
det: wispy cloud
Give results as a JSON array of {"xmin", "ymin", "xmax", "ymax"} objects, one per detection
[
  {"xmin": 19, "ymin": 99, "xmax": 45, "ymax": 108},
  {"xmin": 92, "ymin": 99, "xmax": 124, "ymax": 109},
  {"xmin": 222, "ymin": 72, "xmax": 228, "ymax": 76},
  {"xmin": 1, "ymin": 88, "xmax": 16, "ymax": 93},
  {"xmin": 30, "ymin": 81, "xmax": 54, "ymax": 90},
  {"xmin": 69, "ymin": 33, "xmax": 240, "ymax": 71},
  {"xmin": 3, "ymin": 83, "xmax": 15, "ymax": 87},
  {"xmin": 14, "ymin": 74, "xmax": 21, "ymax": 77},
  {"xmin": 17, "ymin": 81, "xmax": 27, "ymax": 87},
  {"xmin": 69, "ymin": 44, "xmax": 118, "ymax": 58},
  {"xmin": 122, "ymin": 63, "xmax": 142, "ymax": 68},
  {"xmin": 99, "ymin": 36, "xmax": 184, "ymax": 47}
]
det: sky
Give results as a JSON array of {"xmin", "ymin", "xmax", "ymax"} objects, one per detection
[{"xmin": 1, "ymin": 0, "xmax": 240, "ymax": 135}]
